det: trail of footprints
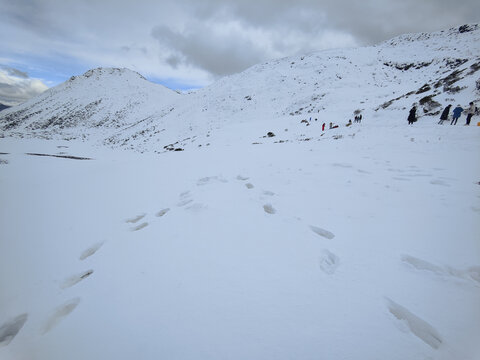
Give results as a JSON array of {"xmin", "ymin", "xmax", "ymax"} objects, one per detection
[
  {"xmin": 122, "ymin": 173, "xmax": 341, "ymax": 283},
  {"xmin": 0, "ymin": 240, "xmax": 105, "ymax": 346},
  {"xmin": 0, "ymin": 173, "xmax": 367, "ymax": 347},
  {"xmin": 2, "ymin": 172, "xmax": 477, "ymax": 351}
]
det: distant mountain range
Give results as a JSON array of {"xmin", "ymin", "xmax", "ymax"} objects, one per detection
[{"xmin": 1, "ymin": 24, "xmax": 479, "ymax": 152}]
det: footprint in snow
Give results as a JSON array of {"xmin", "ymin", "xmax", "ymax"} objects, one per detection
[
  {"xmin": 197, "ymin": 176, "xmax": 228, "ymax": 186},
  {"xmin": 79, "ymin": 242, "xmax": 104, "ymax": 260},
  {"xmin": 42, "ymin": 298, "xmax": 80, "ymax": 335},
  {"xmin": 177, "ymin": 198, "xmax": 194, "ymax": 207},
  {"xmin": 245, "ymin": 183, "xmax": 254, "ymax": 189},
  {"xmin": 177, "ymin": 191, "xmax": 194, "ymax": 207},
  {"xmin": 236, "ymin": 175, "xmax": 249, "ymax": 181},
  {"xmin": 131, "ymin": 222, "xmax": 149, "ymax": 231},
  {"xmin": 156, "ymin": 208, "xmax": 170, "ymax": 217},
  {"xmin": 402, "ymin": 254, "xmax": 480, "ymax": 286},
  {"xmin": 386, "ymin": 297, "xmax": 442, "ymax": 349},
  {"xmin": 318, "ymin": 249, "xmax": 339, "ymax": 275},
  {"xmin": 309, "ymin": 225, "xmax": 335, "ymax": 239},
  {"xmin": 179, "ymin": 190, "xmax": 191, "ymax": 198},
  {"xmin": 60, "ymin": 269, "xmax": 94, "ymax": 289},
  {"xmin": 0, "ymin": 314, "xmax": 28, "ymax": 347},
  {"xmin": 404, "ymin": 173, "xmax": 432, "ymax": 178},
  {"xmin": 430, "ymin": 179, "xmax": 450, "ymax": 187},
  {"xmin": 185, "ymin": 202, "xmax": 207, "ymax": 213},
  {"xmin": 263, "ymin": 204, "xmax": 276, "ymax": 214},
  {"xmin": 125, "ymin": 213, "xmax": 146, "ymax": 224},
  {"xmin": 401, "ymin": 254, "xmax": 446, "ymax": 276},
  {"xmin": 331, "ymin": 163, "xmax": 353, "ymax": 168}
]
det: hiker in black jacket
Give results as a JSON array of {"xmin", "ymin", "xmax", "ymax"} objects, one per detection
[
  {"xmin": 408, "ymin": 105, "xmax": 417, "ymax": 125},
  {"xmin": 438, "ymin": 104, "xmax": 451, "ymax": 125}
]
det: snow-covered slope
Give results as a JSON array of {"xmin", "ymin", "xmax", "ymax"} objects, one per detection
[
  {"xmin": 0, "ymin": 67, "xmax": 180, "ymax": 140},
  {"xmin": 1, "ymin": 25, "xmax": 479, "ymax": 152},
  {"xmin": 1, "ymin": 124, "xmax": 479, "ymax": 360},
  {"xmin": 107, "ymin": 24, "xmax": 479, "ymax": 152}
]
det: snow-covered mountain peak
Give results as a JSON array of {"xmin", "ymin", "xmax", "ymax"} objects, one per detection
[
  {"xmin": 67, "ymin": 67, "xmax": 147, "ymax": 85},
  {"xmin": 0, "ymin": 66, "xmax": 179, "ymax": 138}
]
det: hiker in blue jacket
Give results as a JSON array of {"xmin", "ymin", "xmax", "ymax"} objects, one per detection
[{"xmin": 451, "ymin": 105, "xmax": 464, "ymax": 125}]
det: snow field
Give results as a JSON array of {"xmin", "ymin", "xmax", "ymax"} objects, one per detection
[{"xmin": 1, "ymin": 119, "xmax": 479, "ymax": 359}]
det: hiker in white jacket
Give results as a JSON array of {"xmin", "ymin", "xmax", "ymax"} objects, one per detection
[{"xmin": 465, "ymin": 102, "xmax": 476, "ymax": 125}]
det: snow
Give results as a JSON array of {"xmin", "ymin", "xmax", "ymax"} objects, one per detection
[
  {"xmin": 1, "ymin": 121, "xmax": 479, "ymax": 360},
  {"xmin": 1, "ymin": 24, "xmax": 480, "ymax": 360}
]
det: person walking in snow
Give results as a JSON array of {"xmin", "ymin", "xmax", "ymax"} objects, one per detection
[
  {"xmin": 465, "ymin": 102, "xmax": 476, "ymax": 125},
  {"xmin": 408, "ymin": 105, "xmax": 417, "ymax": 125},
  {"xmin": 322, "ymin": 123, "xmax": 325, "ymax": 131},
  {"xmin": 451, "ymin": 105, "xmax": 464, "ymax": 125},
  {"xmin": 438, "ymin": 104, "xmax": 451, "ymax": 125}
]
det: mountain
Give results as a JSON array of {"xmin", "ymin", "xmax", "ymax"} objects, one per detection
[
  {"xmin": 0, "ymin": 103, "xmax": 10, "ymax": 112},
  {"xmin": 0, "ymin": 67, "xmax": 179, "ymax": 140},
  {"xmin": 1, "ymin": 24, "xmax": 479, "ymax": 151}
]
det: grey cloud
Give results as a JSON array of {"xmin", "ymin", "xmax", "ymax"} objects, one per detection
[
  {"xmin": 152, "ymin": 24, "xmax": 268, "ymax": 77},
  {"xmin": 166, "ymin": 55, "xmax": 181, "ymax": 69},
  {"xmin": 183, "ymin": 0, "xmax": 480, "ymax": 46},
  {"xmin": 150, "ymin": 1, "xmax": 338, "ymax": 77},
  {"xmin": 224, "ymin": 0, "xmax": 480, "ymax": 45},
  {"xmin": 152, "ymin": 0, "xmax": 480, "ymax": 78},
  {"xmin": 316, "ymin": 0, "xmax": 480, "ymax": 44},
  {"xmin": 1, "ymin": 0, "xmax": 479, "ymax": 91},
  {"xmin": 1, "ymin": 0, "xmax": 63, "ymax": 39},
  {"xmin": 0, "ymin": 68, "xmax": 48, "ymax": 106},
  {"xmin": 1, "ymin": 66, "xmax": 29, "ymax": 79}
]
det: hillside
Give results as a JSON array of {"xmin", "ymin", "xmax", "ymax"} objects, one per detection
[{"xmin": 1, "ymin": 24, "xmax": 479, "ymax": 152}]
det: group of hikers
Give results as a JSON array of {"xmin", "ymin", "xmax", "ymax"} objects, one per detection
[
  {"xmin": 408, "ymin": 101, "xmax": 477, "ymax": 125},
  {"xmin": 437, "ymin": 102, "xmax": 477, "ymax": 125},
  {"xmin": 305, "ymin": 113, "xmax": 362, "ymax": 131}
]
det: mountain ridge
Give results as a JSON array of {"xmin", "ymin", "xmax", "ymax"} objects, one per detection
[{"xmin": 1, "ymin": 24, "xmax": 479, "ymax": 151}]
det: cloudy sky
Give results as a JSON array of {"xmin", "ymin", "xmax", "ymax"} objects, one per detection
[{"xmin": 1, "ymin": 0, "xmax": 479, "ymax": 105}]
